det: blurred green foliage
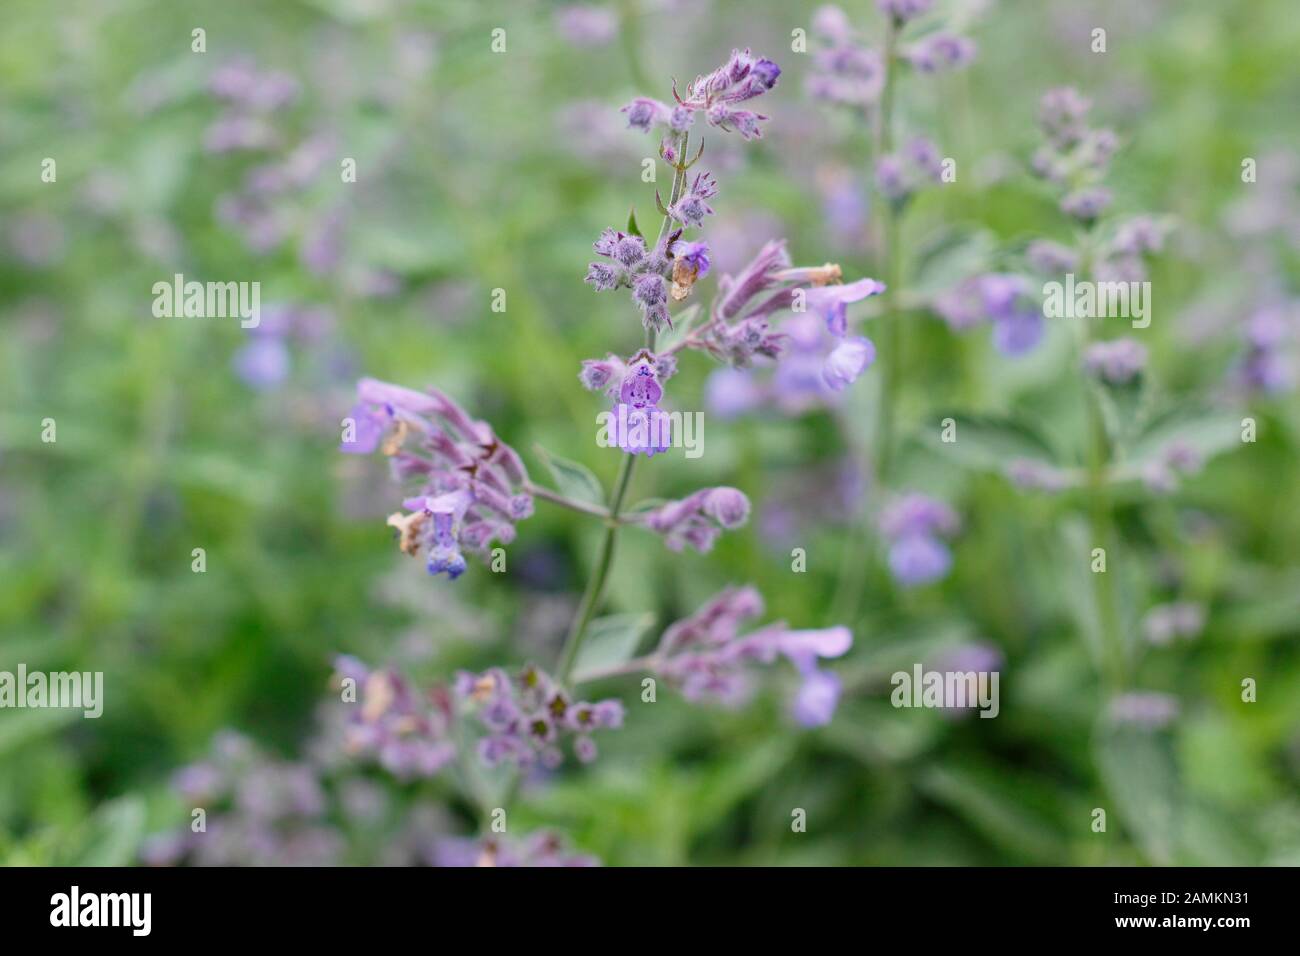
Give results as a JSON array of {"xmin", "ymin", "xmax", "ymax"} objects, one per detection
[{"xmin": 1, "ymin": 0, "xmax": 1298, "ymax": 865}]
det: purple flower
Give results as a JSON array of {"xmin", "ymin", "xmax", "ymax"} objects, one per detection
[
  {"xmin": 1142, "ymin": 602, "xmax": 1205, "ymax": 646},
  {"xmin": 555, "ymin": 5, "xmax": 618, "ymax": 47},
  {"xmin": 341, "ymin": 378, "xmax": 532, "ymax": 579},
  {"xmin": 879, "ymin": 493, "xmax": 959, "ymax": 587},
  {"xmin": 652, "ymin": 587, "xmax": 853, "ymax": 724},
  {"xmin": 991, "ymin": 307, "xmax": 1045, "ymax": 356},
  {"xmin": 1026, "ymin": 240, "xmax": 1079, "ymax": 274},
  {"xmin": 823, "ymin": 336, "xmax": 876, "ymax": 390},
  {"xmin": 641, "ymin": 487, "xmax": 751, "ymax": 552},
  {"xmin": 904, "ymin": 33, "xmax": 977, "ymax": 73},
  {"xmin": 790, "ymin": 667, "xmax": 843, "ymax": 727},
  {"xmin": 1108, "ymin": 692, "xmax": 1179, "ymax": 729},
  {"xmin": 1038, "ymin": 87, "xmax": 1092, "ymax": 149},
  {"xmin": 621, "ymin": 97, "xmax": 672, "ymax": 132},
  {"xmin": 941, "ymin": 274, "xmax": 1046, "ymax": 357},
  {"xmin": 457, "ymin": 665, "xmax": 622, "ymax": 768},
  {"xmin": 668, "ymin": 171, "xmax": 719, "ymax": 227},
  {"xmin": 878, "ymin": 0, "xmax": 933, "ymax": 23},
  {"xmin": 804, "ymin": 277, "xmax": 887, "ymax": 335},
  {"xmin": 808, "ymin": 37, "xmax": 884, "ymax": 109},
  {"xmin": 1061, "ymin": 187, "xmax": 1112, "ymax": 223},
  {"xmin": 1084, "ymin": 338, "xmax": 1148, "ymax": 384},
  {"xmin": 233, "ymin": 335, "xmax": 290, "ymax": 390},
  {"xmin": 887, "ymin": 533, "xmax": 952, "ymax": 586}
]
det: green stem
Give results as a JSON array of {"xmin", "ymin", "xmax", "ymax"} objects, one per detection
[
  {"xmin": 1077, "ymin": 239, "xmax": 1125, "ymax": 690},
  {"xmin": 829, "ymin": 23, "xmax": 900, "ymax": 625},
  {"xmin": 555, "ymin": 453, "xmax": 638, "ymax": 684}
]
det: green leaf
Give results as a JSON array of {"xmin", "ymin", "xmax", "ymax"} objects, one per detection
[
  {"xmin": 626, "ymin": 207, "xmax": 643, "ymax": 238},
  {"xmin": 1126, "ymin": 406, "xmax": 1245, "ymax": 467},
  {"xmin": 0, "ymin": 708, "xmax": 81, "ymax": 759},
  {"xmin": 917, "ymin": 764, "xmax": 1066, "ymax": 863},
  {"xmin": 909, "ymin": 227, "xmax": 998, "ymax": 299},
  {"xmin": 61, "ymin": 796, "xmax": 148, "ymax": 867},
  {"xmin": 923, "ymin": 413, "xmax": 1058, "ymax": 472},
  {"xmin": 534, "ymin": 444, "xmax": 606, "ymax": 506},
  {"xmin": 1096, "ymin": 723, "xmax": 1181, "ymax": 865},
  {"xmin": 572, "ymin": 612, "xmax": 655, "ymax": 679}
]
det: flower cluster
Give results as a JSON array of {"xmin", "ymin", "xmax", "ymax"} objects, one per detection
[
  {"xmin": 878, "ymin": 493, "xmax": 960, "ymax": 587},
  {"xmin": 621, "ymin": 48, "xmax": 781, "ymax": 141},
  {"xmin": 649, "ymin": 586, "xmax": 853, "ymax": 727},
  {"xmin": 1084, "ymin": 337, "xmax": 1148, "ymax": 384},
  {"xmin": 585, "ymin": 222, "xmax": 714, "ymax": 332},
  {"xmin": 875, "ymin": 136, "xmax": 946, "ymax": 206},
  {"xmin": 232, "ymin": 302, "xmax": 336, "ymax": 391},
  {"xmin": 698, "ymin": 241, "xmax": 885, "ymax": 384},
  {"xmin": 340, "ymin": 377, "xmax": 533, "ymax": 579},
  {"xmin": 581, "ymin": 349, "xmax": 677, "ymax": 456},
  {"xmin": 808, "ymin": 4, "xmax": 974, "ymax": 112},
  {"xmin": 1142, "ymin": 602, "xmax": 1205, "ymax": 646},
  {"xmin": 142, "ymin": 731, "xmax": 341, "ymax": 867},
  {"xmin": 1031, "ymin": 87, "xmax": 1120, "ymax": 224},
  {"xmin": 331, "ymin": 656, "xmax": 457, "ymax": 780},
  {"xmin": 455, "ymin": 665, "xmax": 624, "ymax": 768},
  {"xmin": 638, "ymin": 486, "xmax": 751, "ymax": 553},
  {"xmin": 1237, "ymin": 300, "xmax": 1297, "ymax": 395},
  {"xmin": 903, "ymin": 32, "xmax": 977, "ymax": 73},
  {"xmin": 933, "ymin": 273, "xmax": 1044, "ymax": 356}
]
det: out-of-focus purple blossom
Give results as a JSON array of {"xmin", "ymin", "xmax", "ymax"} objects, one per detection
[
  {"xmin": 639, "ymin": 486, "xmax": 751, "ymax": 553},
  {"xmin": 1139, "ymin": 440, "xmax": 1205, "ymax": 494},
  {"xmin": 878, "ymin": 0, "xmax": 934, "ymax": 23},
  {"xmin": 879, "ymin": 493, "xmax": 959, "ymax": 587},
  {"xmin": 434, "ymin": 831, "xmax": 600, "ymax": 867},
  {"xmin": 1038, "ymin": 87, "xmax": 1092, "ymax": 149},
  {"xmin": 1237, "ymin": 301, "xmax": 1298, "ymax": 395},
  {"xmin": 935, "ymin": 274, "xmax": 1044, "ymax": 356},
  {"xmin": 807, "ymin": 21, "xmax": 885, "ymax": 110},
  {"xmin": 331, "ymin": 656, "xmax": 457, "ymax": 780},
  {"xmin": 651, "ymin": 586, "xmax": 852, "ymax": 725},
  {"xmin": 904, "ymin": 33, "xmax": 977, "ymax": 73},
  {"xmin": 1110, "ymin": 216, "xmax": 1170, "ymax": 257},
  {"xmin": 875, "ymin": 137, "xmax": 945, "ymax": 205},
  {"xmin": 1142, "ymin": 602, "xmax": 1206, "ymax": 646},
  {"xmin": 1005, "ymin": 458, "xmax": 1072, "ymax": 493},
  {"xmin": 823, "ymin": 336, "xmax": 876, "ymax": 390},
  {"xmin": 555, "ymin": 4, "xmax": 618, "ymax": 47},
  {"xmin": 233, "ymin": 335, "xmax": 291, "ymax": 390},
  {"xmin": 1026, "ymin": 239, "xmax": 1079, "ymax": 274},
  {"xmin": 1061, "ymin": 186, "xmax": 1113, "ymax": 223},
  {"xmin": 456, "ymin": 665, "xmax": 623, "ymax": 769},
  {"xmin": 1108, "ymin": 691, "xmax": 1179, "ymax": 728},
  {"xmin": 704, "ymin": 367, "xmax": 767, "ymax": 418},
  {"xmin": 1084, "ymin": 338, "xmax": 1148, "ymax": 384}
]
